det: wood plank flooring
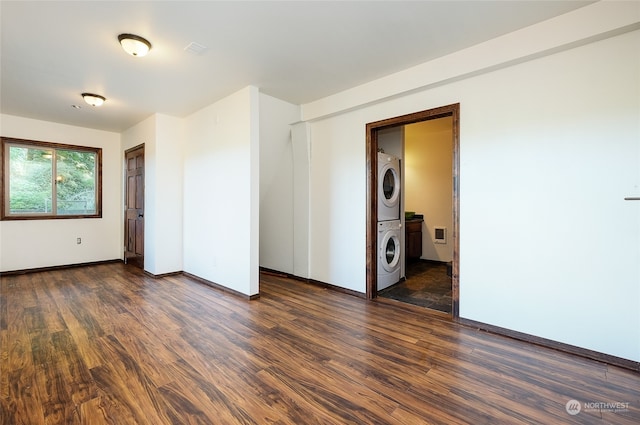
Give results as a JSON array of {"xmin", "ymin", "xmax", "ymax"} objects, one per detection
[{"xmin": 1, "ymin": 263, "xmax": 639, "ymax": 424}]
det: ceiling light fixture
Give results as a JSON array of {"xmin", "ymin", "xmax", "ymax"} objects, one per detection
[
  {"xmin": 118, "ymin": 33, "xmax": 152, "ymax": 57},
  {"xmin": 81, "ymin": 93, "xmax": 106, "ymax": 107}
]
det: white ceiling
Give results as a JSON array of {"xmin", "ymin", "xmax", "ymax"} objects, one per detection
[{"xmin": 1, "ymin": 1, "xmax": 594, "ymax": 133}]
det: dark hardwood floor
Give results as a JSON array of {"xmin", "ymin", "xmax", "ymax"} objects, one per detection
[{"xmin": 1, "ymin": 263, "xmax": 638, "ymax": 424}]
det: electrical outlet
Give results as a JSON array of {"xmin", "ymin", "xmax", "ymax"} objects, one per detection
[{"xmin": 77, "ymin": 237, "xmax": 82, "ymax": 244}]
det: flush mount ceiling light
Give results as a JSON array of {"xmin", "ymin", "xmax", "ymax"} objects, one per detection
[
  {"xmin": 81, "ymin": 93, "xmax": 106, "ymax": 107},
  {"xmin": 118, "ymin": 33, "xmax": 152, "ymax": 57}
]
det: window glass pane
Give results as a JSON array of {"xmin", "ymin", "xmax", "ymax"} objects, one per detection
[
  {"xmin": 3, "ymin": 137, "xmax": 101, "ymax": 220},
  {"xmin": 9, "ymin": 145, "xmax": 53, "ymax": 214},
  {"xmin": 56, "ymin": 149, "xmax": 97, "ymax": 215}
]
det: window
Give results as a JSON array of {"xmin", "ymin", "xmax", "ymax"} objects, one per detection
[{"xmin": 1, "ymin": 137, "xmax": 102, "ymax": 220}]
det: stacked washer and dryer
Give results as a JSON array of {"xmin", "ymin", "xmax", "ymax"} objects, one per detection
[{"xmin": 377, "ymin": 152, "xmax": 402, "ymax": 290}]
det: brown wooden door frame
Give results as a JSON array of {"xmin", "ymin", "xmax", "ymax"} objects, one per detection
[
  {"xmin": 124, "ymin": 144, "xmax": 145, "ymax": 269},
  {"xmin": 366, "ymin": 103, "xmax": 460, "ymax": 318}
]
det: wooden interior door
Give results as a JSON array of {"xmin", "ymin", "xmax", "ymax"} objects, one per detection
[{"xmin": 124, "ymin": 145, "xmax": 144, "ymax": 268}]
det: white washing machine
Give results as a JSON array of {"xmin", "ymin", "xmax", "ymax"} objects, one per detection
[
  {"xmin": 377, "ymin": 220, "xmax": 402, "ymax": 290},
  {"xmin": 378, "ymin": 152, "xmax": 401, "ymax": 221}
]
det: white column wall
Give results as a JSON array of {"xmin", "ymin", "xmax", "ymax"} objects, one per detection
[
  {"xmin": 291, "ymin": 122, "xmax": 311, "ymax": 278},
  {"xmin": 183, "ymin": 86, "xmax": 260, "ymax": 296},
  {"xmin": 259, "ymin": 93, "xmax": 300, "ymax": 274},
  {"xmin": 308, "ymin": 112, "xmax": 367, "ymax": 292},
  {"xmin": 153, "ymin": 114, "xmax": 184, "ymax": 275}
]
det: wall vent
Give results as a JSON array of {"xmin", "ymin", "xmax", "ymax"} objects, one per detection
[{"xmin": 434, "ymin": 227, "xmax": 447, "ymax": 244}]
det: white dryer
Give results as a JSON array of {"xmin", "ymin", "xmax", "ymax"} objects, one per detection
[
  {"xmin": 377, "ymin": 220, "xmax": 402, "ymax": 290},
  {"xmin": 378, "ymin": 152, "xmax": 401, "ymax": 221}
]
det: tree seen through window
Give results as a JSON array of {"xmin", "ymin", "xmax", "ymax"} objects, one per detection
[{"xmin": 2, "ymin": 137, "xmax": 101, "ymax": 219}]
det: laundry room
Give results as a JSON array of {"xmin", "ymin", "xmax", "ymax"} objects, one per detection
[
  {"xmin": 376, "ymin": 116, "xmax": 455, "ymax": 312},
  {"xmin": 404, "ymin": 117, "xmax": 454, "ymax": 264}
]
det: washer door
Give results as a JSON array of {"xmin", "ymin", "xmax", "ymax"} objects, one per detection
[
  {"xmin": 379, "ymin": 163, "xmax": 400, "ymax": 208},
  {"xmin": 380, "ymin": 232, "xmax": 401, "ymax": 272}
]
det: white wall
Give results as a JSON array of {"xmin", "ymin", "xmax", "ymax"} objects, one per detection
[
  {"xmin": 183, "ymin": 86, "xmax": 260, "ymax": 296},
  {"xmin": 259, "ymin": 93, "xmax": 300, "ymax": 274},
  {"xmin": 308, "ymin": 112, "xmax": 367, "ymax": 291},
  {"xmin": 0, "ymin": 114, "xmax": 122, "ymax": 271},
  {"xmin": 301, "ymin": 5, "xmax": 640, "ymax": 361},
  {"xmin": 121, "ymin": 114, "xmax": 184, "ymax": 276},
  {"xmin": 153, "ymin": 115, "xmax": 184, "ymax": 275},
  {"xmin": 457, "ymin": 30, "xmax": 639, "ymax": 361}
]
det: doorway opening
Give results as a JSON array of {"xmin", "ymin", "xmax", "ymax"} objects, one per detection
[
  {"xmin": 366, "ymin": 104, "xmax": 460, "ymax": 318},
  {"xmin": 124, "ymin": 144, "xmax": 144, "ymax": 269}
]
